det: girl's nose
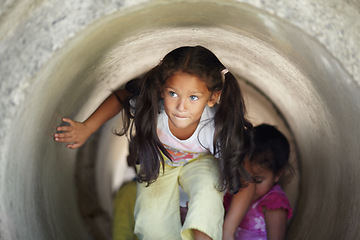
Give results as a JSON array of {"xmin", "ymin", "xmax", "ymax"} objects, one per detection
[{"xmin": 177, "ymin": 99, "xmax": 186, "ymax": 112}]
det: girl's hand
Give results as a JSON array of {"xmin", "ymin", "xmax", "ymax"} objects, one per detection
[
  {"xmin": 54, "ymin": 118, "xmax": 93, "ymax": 149},
  {"xmin": 53, "ymin": 89, "xmax": 128, "ymax": 149}
]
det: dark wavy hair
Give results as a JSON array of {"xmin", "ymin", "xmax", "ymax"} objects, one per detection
[
  {"xmin": 250, "ymin": 124, "xmax": 293, "ymax": 182},
  {"xmin": 118, "ymin": 45, "xmax": 253, "ymax": 193}
]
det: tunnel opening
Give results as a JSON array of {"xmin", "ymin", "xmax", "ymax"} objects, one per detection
[{"xmin": 1, "ymin": 1, "xmax": 360, "ymax": 240}]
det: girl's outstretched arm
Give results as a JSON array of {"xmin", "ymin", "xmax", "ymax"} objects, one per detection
[
  {"xmin": 263, "ymin": 208, "xmax": 288, "ymax": 240},
  {"xmin": 54, "ymin": 89, "xmax": 129, "ymax": 149},
  {"xmin": 222, "ymin": 160, "xmax": 255, "ymax": 240}
]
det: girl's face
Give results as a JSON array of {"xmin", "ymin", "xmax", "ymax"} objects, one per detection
[
  {"xmin": 251, "ymin": 164, "xmax": 280, "ymax": 201},
  {"xmin": 162, "ymin": 71, "xmax": 219, "ymax": 140}
]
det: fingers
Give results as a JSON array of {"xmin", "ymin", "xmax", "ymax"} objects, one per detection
[
  {"xmin": 54, "ymin": 135, "xmax": 84, "ymax": 149},
  {"xmin": 62, "ymin": 118, "xmax": 75, "ymax": 125},
  {"xmin": 56, "ymin": 118, "xmax": 76, "ymax": 133},
  {"xmin": 54, "ymin": 135, "xmax": 73, "ymax": 142},
  {"xmin": 56, "ymin": 125, "xmax": 72, "ymax": 132},
  {"xmin": 66, "ymin": 142, "xmax": 83, "ymax": 149},
  {"xmin": 54, "ymin": 134, "xmax": 84, "ymax": 148},
  {"xmin": 54, "ymin": 118, "xmax": 87, "ymax": 149},
  {"xmin": 54, "ymin": 129, "xmax": 74, "ymax": 138},
  {"xmin": 54, "ymin": 119, "xmax": 76, "ymax": 142}
]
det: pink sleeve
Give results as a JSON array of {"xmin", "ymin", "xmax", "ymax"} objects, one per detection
[{"xmin": 257, "ymin": 192, "xmax": 293, "ymax": 219}]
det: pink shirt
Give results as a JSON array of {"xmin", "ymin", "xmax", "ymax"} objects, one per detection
[{"xmin": 224, "ymin": 185, "xmax": 293, "ymax": 240}]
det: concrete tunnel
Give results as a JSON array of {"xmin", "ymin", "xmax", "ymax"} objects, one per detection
[{"xmin": 1, "ymin": 0, "xmax": 360, "ymax": 239}]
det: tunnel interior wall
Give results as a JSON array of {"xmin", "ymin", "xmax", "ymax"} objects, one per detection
[{"xmin": 1, "ymin": 0, "xmax": 360, "ymax": 240}]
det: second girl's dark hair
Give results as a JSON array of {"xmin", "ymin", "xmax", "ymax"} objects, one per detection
[
  {"xmin": 120, "ymin": 46, "xmax": 253, "ymax": 193},
  {"xmin": 250, "ymin": 124, "xmax": 292, "ymax": 178}
]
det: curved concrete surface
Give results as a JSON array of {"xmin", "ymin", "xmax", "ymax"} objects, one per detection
[{"xmin": 1, "ymin": 0, "xmax": 360, "ymax": 239}]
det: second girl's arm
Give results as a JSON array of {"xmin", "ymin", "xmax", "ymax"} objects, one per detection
[
  {"xmin": 54, "ymin": 89, "xmax": 129, "ymax": 149},
  {"xmin": 263, "ymin": 208, "xmax": 288, "ymax": 240},
  {"xmin": 222, "ymin": 160, "xmax": 255, "ymax": 240}
]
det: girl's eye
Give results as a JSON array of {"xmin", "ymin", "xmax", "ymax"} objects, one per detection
[
  {"xmin": 190, "ymin": 95, "xmax": 199, "ymax": 101},
  {"xmin": 254, "ymin": 178, "xmax": 262, "ymax": 184},
  {"xmin": 169, "ymin": 91, "xmax": 177, "ymax": 97}
]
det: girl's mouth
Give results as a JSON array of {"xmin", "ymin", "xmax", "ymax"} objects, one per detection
[{"xmin": 174, "ymin": 114, "xmax": 188, "ymax": 119}]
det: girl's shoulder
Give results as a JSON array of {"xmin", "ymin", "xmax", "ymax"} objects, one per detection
[{"xmin": 256, "ymin": 185, "xmax": 293, "ymax": 219}]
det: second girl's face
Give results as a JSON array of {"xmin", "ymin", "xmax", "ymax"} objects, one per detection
[
  {"xmin": 162, "ymin": 71, "xmax": 218, "ymax": 140},
  {"xmin": 251, "ymin": 164, "xmax": 280, "ymax": 201}
]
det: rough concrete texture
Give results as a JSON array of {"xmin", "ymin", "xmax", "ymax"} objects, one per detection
[{"xmin": 0, "ymin": 0, "xmax": 360, "ymax": 239}]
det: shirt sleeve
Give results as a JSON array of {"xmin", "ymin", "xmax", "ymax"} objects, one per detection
[{"xmin": 257, "ymin": 191, "xmax": 293, "ymax": 220}]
